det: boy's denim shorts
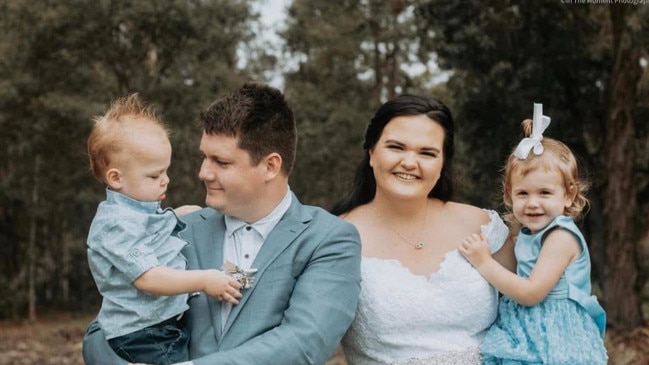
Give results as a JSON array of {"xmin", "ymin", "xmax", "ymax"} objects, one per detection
[{"xmin": 108, "ymin": 315, "xmax": 189, "ymax": 365}]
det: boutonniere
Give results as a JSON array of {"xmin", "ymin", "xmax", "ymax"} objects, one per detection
[{"xmin": 223, "ymin": 261, "xmax": 258, "ymax": 289}]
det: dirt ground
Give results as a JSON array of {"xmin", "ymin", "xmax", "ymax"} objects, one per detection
[
  {"xmin": 0, "ymin": 313, "xmax": 347, "ymax": 365},
  {"xmin": 1, "ymin": 313, "xmax": 648, "ymax": 365}
]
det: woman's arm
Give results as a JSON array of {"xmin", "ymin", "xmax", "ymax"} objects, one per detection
[{"xmin": 492, "ymin": 235, "xmax": 517, "ymax": 272}]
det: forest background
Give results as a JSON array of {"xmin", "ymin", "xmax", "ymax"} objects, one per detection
[{"xmin": 0, "ymin": 0, "xmax": 648, "ymax": 363}]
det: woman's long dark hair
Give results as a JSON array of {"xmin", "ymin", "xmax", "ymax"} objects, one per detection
[{"xmin": 330, "ymin": 94, "xmax": 455, "ymax": 216}]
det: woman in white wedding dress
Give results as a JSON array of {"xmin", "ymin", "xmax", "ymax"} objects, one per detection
[{"xmin": 331, "ymin": 94, "xmax": 515, "ymax": 365}]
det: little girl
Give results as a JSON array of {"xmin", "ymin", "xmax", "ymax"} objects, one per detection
[{"xmin": 459, "ymin": 103, "xmax": 607, "ymax": 364}]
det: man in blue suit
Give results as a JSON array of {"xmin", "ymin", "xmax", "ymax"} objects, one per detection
[{"xmin": 83, "ymin": 82, "xmax": 362, "ymax": 365}]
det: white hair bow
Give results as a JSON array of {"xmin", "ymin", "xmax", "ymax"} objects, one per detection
[{"xmin": 513, "ymin": 103, "xmax": 551, "ymax": 160}]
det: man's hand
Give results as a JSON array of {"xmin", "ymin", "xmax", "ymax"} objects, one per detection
[{"xmin": 174, "ymin": 205, "xmax": 202, "ymax": 216}]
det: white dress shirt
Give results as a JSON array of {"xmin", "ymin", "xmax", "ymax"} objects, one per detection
[
  {"xmin": 220, "ymin": 190, "xmax": 292, "ymax": 327},
  {"xmin": 177, "ymin": 191, "xmax": 292, "ymax": 365}
]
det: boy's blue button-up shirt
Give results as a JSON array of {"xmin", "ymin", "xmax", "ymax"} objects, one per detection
[{"xmin": 87, "ymin": 188, "xmax": 189, "ymax": 339}]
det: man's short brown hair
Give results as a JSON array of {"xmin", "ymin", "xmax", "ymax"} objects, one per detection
[{"xmin": 199, "ymin": 82, "xmax": 297, "ymax": 176}]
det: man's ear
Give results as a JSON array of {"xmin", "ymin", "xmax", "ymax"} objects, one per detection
[
  {"xmin": 263, "ymin": 153, "xmax": 283, "ymax": 181},
  {"xmin": 106, "ymin": 168, "xmax": 123, "ymax": 190}
]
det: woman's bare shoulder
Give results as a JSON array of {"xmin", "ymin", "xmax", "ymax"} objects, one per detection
[
  {"xmin": 337, "ymin": 205, "xmax": 379, "ymax": 249},
  {"xmin": 442, "ymin": 201, "xmax": 491, "ymax": 226},
  {"xmin": 338, "ymin": 204, "xmax": 372, "ymax": 226}
]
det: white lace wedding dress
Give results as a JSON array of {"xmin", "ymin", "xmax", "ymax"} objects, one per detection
[{"xmin": 342, "ymin": 210, "xmax": 508, "ymax": 365}]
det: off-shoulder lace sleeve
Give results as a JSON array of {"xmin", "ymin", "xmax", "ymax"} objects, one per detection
[{"xmin": 481, "ymin": 209, "xmax": 508, "ymax": 254}]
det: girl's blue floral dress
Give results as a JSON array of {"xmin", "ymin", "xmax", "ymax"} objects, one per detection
[{"xmin": 481, "ymin": 215, "xmax": 607, "ymax": 365}]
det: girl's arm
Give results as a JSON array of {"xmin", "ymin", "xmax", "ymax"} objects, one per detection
[
  {"xmin": 134, "ymin": 266, "xmax": 242, "ymax": 304},
  {"xmin": 459, "ymin": 228, "xmax": 581, "ymax": 306}
]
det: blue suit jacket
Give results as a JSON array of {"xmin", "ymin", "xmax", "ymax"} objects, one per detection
[{"xmin": 83, "ymin": 194, "xmax": 362, "ymax": 365}]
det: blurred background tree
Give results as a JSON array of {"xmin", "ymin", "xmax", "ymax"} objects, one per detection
[
  {"xmin": 0, "ymin": 0, "xmax": 255, "ymax": 320},
  {"xmin": 414, "ymin": 0, "xmax": 649, "ymax": 329},
  {"xmin": 0, "ymin": 0, "xmax": 647, "ymax": 337}
]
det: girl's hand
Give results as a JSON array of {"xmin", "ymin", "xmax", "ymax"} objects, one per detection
[
  {"xmin": 174, "ymin": 205, "xmax": 202, "ymax": 216},
  {"xmin": 458, "ymin": 232, "xmax": 492, "ymax": 268}
]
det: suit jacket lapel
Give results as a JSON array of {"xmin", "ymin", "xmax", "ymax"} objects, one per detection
[
  {"xmin": 180, "ymin": 210, "xmax": 226, "ymax": 341},
  {"xmin": 220, "ymin": 196, "xmax": 311, "ymax": 337},
  {"xmin": 193, "ymin": 211, "xmax": 224, "ymax": 271}
]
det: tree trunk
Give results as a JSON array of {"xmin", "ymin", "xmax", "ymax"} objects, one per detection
[
  {"xmin": 386, "ymin": 43, "xmax": 397, "ymax": 101},
  {"xmin": 27, "ymin": 154, "xmax": 41, "ymax": 322},
  {"xmin": 602, "ymin": 5, "xmax": 642, "ymax": 329},
  {"xmin": 60, "ymin": 216, "xmax": 70, "ymax": 303},
  {"xmin": 372, "ymin": 35, "xmax": 383, "ymax": 105}
]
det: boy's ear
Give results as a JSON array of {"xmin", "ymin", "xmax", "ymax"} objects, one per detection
[{"xmin": 105, "ymin": 168, "xmax": 122, "ymax": 189}]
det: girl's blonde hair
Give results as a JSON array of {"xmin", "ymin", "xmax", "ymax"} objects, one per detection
[
  {"xmin": 87, "ymin": 93, "xmax": 168, "ymax": 183},
  {"xmin": 503, "ymin": 119, "xmax": 590, "ymax": 234}
]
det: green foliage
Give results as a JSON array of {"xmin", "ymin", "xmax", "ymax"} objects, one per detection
[
  {"xmin": 284, "ymin": 0, "xmax": 649, "ymax": 327},
  {"xmin": 416, "ymin": 0, "xmax": 649, "ymax": 326},
  {"xmin": 0, "ymin": 0, "xmax": 257, "ymax": 319},
  {"xmin": 416, "ymin": 1, "xmax": 612, "ymax": 207},
  {"xmin": 1, "ymin": 0, "xmax": 647, "ymax": 325},
  {"xmin": 283, "ymin": 0, "xmax": 440, "ymax": 207}
]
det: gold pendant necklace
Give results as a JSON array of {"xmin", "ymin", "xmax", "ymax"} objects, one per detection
[{"xmin": 377, "ymin": 205, "xmax": 428, "ymax": 250}]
